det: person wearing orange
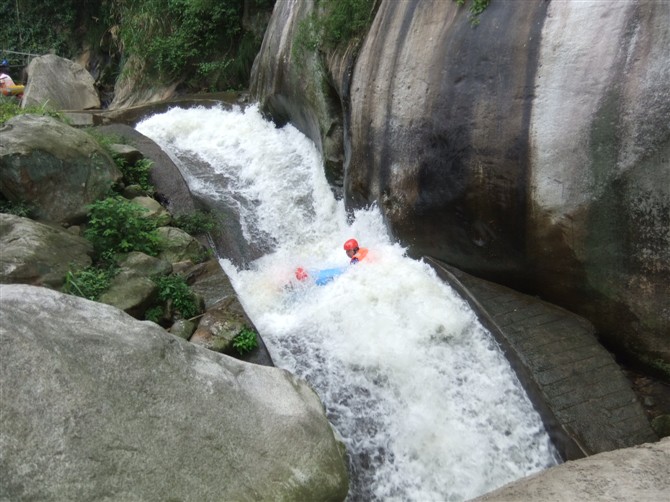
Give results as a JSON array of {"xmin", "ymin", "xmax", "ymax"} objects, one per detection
[
  {"xmin": 343, "ymin": 238, "xmax": 368, "ymax": 264},
  {"xmin": 292, "ymin": 238, "xmax": 367, "ymax": 286}
]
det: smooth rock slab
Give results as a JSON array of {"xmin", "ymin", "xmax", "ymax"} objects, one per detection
[
  {"xmin": 0, "ymin": 284, "xmax": 349, "ymax": 502},
  {"xmin": 472, "ymin": 438, "xmax": 670, "ymax": 502}
]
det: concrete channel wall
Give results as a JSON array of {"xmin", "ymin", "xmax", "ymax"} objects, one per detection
[{"xmin": 425, "ymin": 258, "xmax": 658, "ymax": 461}]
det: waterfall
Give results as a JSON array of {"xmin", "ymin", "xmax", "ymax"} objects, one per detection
[{"xmin": 137, "ymin": 104, "xmax": 559, "ymax": 501}]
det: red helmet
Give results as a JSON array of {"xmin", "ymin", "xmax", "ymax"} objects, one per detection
[
  {"xmin": 343, "ymin": 239, "xmax": 359, "ymax": 251},
  {"xmin": 295, "ymin": 267, "xmax": 308, "ymax": 281}
]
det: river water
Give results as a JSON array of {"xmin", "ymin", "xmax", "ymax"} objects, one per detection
[{"xmin": 136, "ymin": 104, "xmax": 559, "ymax": 501}]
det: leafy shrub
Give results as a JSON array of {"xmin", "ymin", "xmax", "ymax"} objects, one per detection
[
  {"xmin": 455, "ymin": 0, "xmax": 492, "ymax": 25},
  {"xmin": 145, "ymin": 305, "xmax": 165, "ymax": 323},
  {"xmin": 0, "ymin": 197, "xmax": 34, "ymax": 218},
  {"xmin": 0, "ymin": 98, "xmax": 22, "ymax": 125},
  {"xmin": 63, "ymin": 266, "xmax": 117, "ymax": 301},
  {"xmin": 153, "ymin": 274, "xmax": 201, "ymax": 319},
  {"xmin": 84, "ymin": 196, "xmax": 161, "ymax": 260},
  {"xmin": 294, "ymin": 0, "xmax": 375, "ymax": 60},
  {"xmin": 233, "ymin": 327, "xmax": 259, "ymax": 355},
  {"xmin": 117, "ymin": 0, "xmax": 263, "ymax": 90},
  {"xmin": 116, "ymin": 157, "xmax": 154, "ymax": 192},
  {"xmin": 0, "ymin": 0, "xmax": 85, "ymax": 60},
  {"xmin": 1, "ymin": 0, "xmax": 274, "ymax": 94},
  {"xmin": 173, "ymin": 211, "xmax": 216, "ymax": 235},
  {"xmin": 318, "ymin": 0, "xmax": 375, "ymax": 49}
]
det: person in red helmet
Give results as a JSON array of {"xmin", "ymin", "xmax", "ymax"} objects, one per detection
[
  {"xmin": 343, "ymin": 238, "xmax": 368, "ymax": 264},
  {"xmin": 292, "ymin": 238, "xmax": 368, "ymax": 287}
]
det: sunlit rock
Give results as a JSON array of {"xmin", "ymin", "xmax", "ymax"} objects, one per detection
[
  {"xmin": 472, "ymin": 438, "xmax": 670, "ymax": 501},
  {"xmin": 22, "ymin": 54, "xmax": 100, "ymax": 110},
  {"xmin": 0, "ymin": 284, "xmax": 349, "ymax": 501}
]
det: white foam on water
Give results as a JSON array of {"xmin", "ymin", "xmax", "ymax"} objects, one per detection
[{"xmin": 137, "ymin": 105, "xmax": 559, "ymax": 501}]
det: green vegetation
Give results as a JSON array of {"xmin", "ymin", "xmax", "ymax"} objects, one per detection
[
  {"xmin": 233, "ymin": 327, "xmax": 259, "ymax": 355},
  {"xmin": 153, "ymin": 274, "xmax": 201, "ymax": 319},
  {"xmin": 117, "ymin": 0, "xmax": 239, "ymax": 87},
  {"xmin": 0, "ymin": 1, "xmax": 98, "ymax": 66},
  {"xmin": 63, "ymin": 266, "xmax": 117, "ymax": 301},
  {"xmin": 117, "ymin": 157, "xmax": 155, "ymax": 192},
  {"xmin": 0, "ymin": 98, "xmax": 21, "ymax": 124},
  {"xmin": 84, "ymin": 129, "xmax": 124, "ymax": 150},
  {"xmin": 454, "ymin": 0, "xmax": 492, "ymax": 25},
  {"xmin": 110, "ymin": 0, "xmax": 272, "ymax": 91},
  {"xmin": 84, "ymin": 196, "xmax": 161, "ymax": 261},
  {"xmin": 0, "ymin": 97, "xmax": 67, "ymax": 125},
  {"xmin": 1, "ymin": 0, "xmax": 274, "ymax": 93},
  {"xmin": 144, "ymin": 305, "xmax": 166, "ymax": 324},
  {"xmin": 84, "ymin": 129, "xmax": 155, "ymax": 192},
  {"xmin": 0, "ymin": 196, "xmax": 34, "ymax": 218},
  {"xmin": 173, "ymin": 211, "xmax": 216, "ymax": 235},
  {"xmin": 294, "ymin": 0, "xmax": 375, "ymax": 60}
]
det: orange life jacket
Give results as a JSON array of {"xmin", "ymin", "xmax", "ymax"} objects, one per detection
[{"xmin": 350, "ymin": 248, "xmax": 368, "ymax": 264}]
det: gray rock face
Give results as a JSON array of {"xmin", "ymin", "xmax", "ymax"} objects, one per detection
[
  {"xmin": 98, "ymin": 272, "xmax": 159, "ymax": 318},
  {"xmin": 472, "ymin": 438, "xmax": 670, "ymax": 502},
  {"xmin": 131, "ymin": 195, "xmax": 172, "ymax": 226},
  {"xmin": 190, "ymin": 296, "xmax": 254, "ymax": 354},
  {"xmin": 0, "ymin": 284, "xmax": 349, "ymax": 502},
  {"xmin": 250, "ymin": 0, "xmax": 352, "ymax": 188},
  {"xmin": 0, "ymin": 114, "xmax": 122, "ymax": 224},
  {"xmin": 251, "ymin": 0, "xmax": 670, "ymax": 372},
  {"xmin": 22, "ymin": 54, "xmax": 100, "ymax": 110},
  {"xmin": 107, "ymin": 143, "xmax": 145, "ymax": 166},
  {"xmin": 156, "ymin": 226, "xmax": 207, "ymax": 264},
  {"xmin": 0, "ymin": 214, "xmax": 93, "ymax": 288},
  {"xmin": 109, "ymin": 55, "xmax": 179, "ymax": 110},
  {"xmin": 117, "ymin": 251, "xmax": 173, "ymax": 278}
]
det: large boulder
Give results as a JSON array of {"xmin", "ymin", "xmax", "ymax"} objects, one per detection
[
  {"xmin": 97, "ymin": 252, "xmax": 171, "ymax": 319},
  {"xmin": 21, "ymin": 54, "xmax": 100, "ymax": 110},
  {"xmin": 156, "ymin": 226, "xmax": 207, "ymax": 264},
  {"xmin": 0, "ymin": 214, "xmax": 93, "ymax": 288},
  {"xmin": 0, "ymin": 114, "xmax": 122, "ymax": 224},
  {"xmin": 131, "ymin": 195, "xmax": 172, "ymax": 226},
  {"xmin": 251, "ymin": 0, "xmax": 670, "ymax": 374},
  {"xmin": 190, "ymin": 296, "xmax": 255, "ymax": 354},
  {"xmin": 472, "ymin": 438, "xmax": 670, "ymax": 501},
  {"xmin": 180, "ymin": 258, "xmax": 237, "ymax": 309},
  {"xmin": 0, "ymin": 284, "xmax": 349, "ymax": 501},
  {"xmin": 97, "ymin": 272, "xmax": 158, "ymax": 317}
]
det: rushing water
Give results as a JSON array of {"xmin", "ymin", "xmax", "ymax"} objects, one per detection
[{"xmin": 137, "ymin": 104, "xmax": 560, "ymax": 501}]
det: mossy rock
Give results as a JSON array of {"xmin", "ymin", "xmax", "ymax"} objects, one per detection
[{"xmin": 651, "ymin": 415, "xmax": 670, "ymax": 438}]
